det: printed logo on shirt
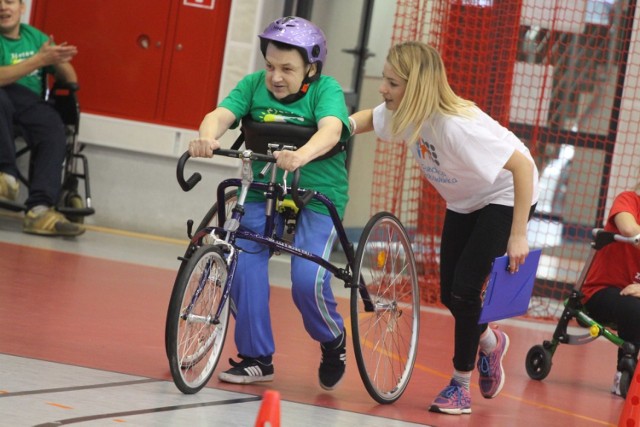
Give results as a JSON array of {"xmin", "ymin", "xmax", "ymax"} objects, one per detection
[
  {"xmin": 11, "ymin": 52, "xmax": 39, "ymax": 77},
  {"xmin": 413, "ymin": 138, "xmax": 458, "ymax": 185},
  {"xmin": 635, "ymin": 271, "xmax": 640, "ymax": 283},
  {"xmin": 416, "ymin": 137, "xmax": 440, "ymax": 166},
  {"xmin": 259, "ymin": 108, "xmax": 305, "ymax": 124},
  {"xmin": 11, "ymin": 51, "xmax": 35, "ymax": 62}
]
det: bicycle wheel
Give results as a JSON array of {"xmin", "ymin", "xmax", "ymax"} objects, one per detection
[
  {"xmin": 166, "ymin": 244, "xmax": 231, "ymax": 394},
  {"xmin": 351, "ymin": 211, "xmax": 420, "ymax": 404},
  {"xmin": 196, "ymin": 189, "xmax": 237, "ymax": 233}
]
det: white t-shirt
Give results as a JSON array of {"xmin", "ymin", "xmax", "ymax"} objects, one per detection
[{"xmin": 373, "ymin": 104, "xmax": 539, "ymax": 213}]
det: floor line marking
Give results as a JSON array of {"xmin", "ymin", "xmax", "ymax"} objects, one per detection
[
  {"xmin": 0, "ymin": 379, "xmax": 161, "ymax": 398},
  {"xmin": 32, "ymin": 396, "xmax": 263, "ymax": 426}
]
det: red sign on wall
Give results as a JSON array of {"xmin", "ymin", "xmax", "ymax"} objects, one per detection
[{"xmin": 183, "ymin": 0, "xmax": 215, "ymax": 10}]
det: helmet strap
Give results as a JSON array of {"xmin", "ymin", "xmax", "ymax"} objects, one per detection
[{"xmin": 272, "ymin": 70, "xmax": 316, "ymax": 104}]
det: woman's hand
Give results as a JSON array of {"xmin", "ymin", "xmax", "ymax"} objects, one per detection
[{"xmin": 506, "ymin": 234, "xmax": 530, "ymax": 273}]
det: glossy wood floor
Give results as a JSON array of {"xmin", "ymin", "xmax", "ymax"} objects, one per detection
[{"xmin": 0, "ymin": 212, "xmax": 628, "ymax": 426}]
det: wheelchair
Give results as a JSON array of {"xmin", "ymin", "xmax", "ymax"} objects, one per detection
[
  {"xmin": 0, "ymin": 80, "xmax": 94, "ymax": 223},
  {"xmin": 525, "ymin": 229, "xmax": 639, "ymax": 398}
]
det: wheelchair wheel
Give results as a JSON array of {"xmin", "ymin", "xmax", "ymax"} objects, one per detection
[
  {"xmin": 525, "ymin": 345, "xmax": 553, "ymax": 380},
  {"xmin": 196, "ymin": 189, "xmax": 237, "ymax": 233},
  {"xmin": 618, "ymin": 354, "xmax": 636, "ymax": 398},
  {"xmin": 351, "ymin": 211, "xmax": 420, "ymax": 404},
  {"xmin": 165, "ymin": 244, "xmax": 230, "ymax": 394},
  {"xmin": 620, "ymin": 367, "xmax": 633, "ymax": 398}
]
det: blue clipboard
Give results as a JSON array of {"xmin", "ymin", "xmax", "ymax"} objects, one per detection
[{"xmin": 478, "ymin": 249, "xmax": 542, "ymax": 324}]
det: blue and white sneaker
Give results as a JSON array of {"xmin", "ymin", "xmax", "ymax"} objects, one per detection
[{"xmin": 218, "ymin": 355, "xmax": 274, "ymax": 384}]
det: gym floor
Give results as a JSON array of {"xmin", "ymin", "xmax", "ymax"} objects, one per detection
[{"xmin": 0, "ymin": 211, "xmax": 626, "ymax": 426}]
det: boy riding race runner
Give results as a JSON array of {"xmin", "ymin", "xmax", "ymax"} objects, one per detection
[{"xmin": 188, "ymin": 16, "xmax": 351, "ymax": 391}]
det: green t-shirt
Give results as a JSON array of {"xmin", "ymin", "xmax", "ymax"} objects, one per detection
[
  {"xmin": 0, "ymin": 24, "xmax": 50, "ymax": 95},
  {"xmin": 219, "ymin": 70, "xmax": 350, "ymax": 217}
]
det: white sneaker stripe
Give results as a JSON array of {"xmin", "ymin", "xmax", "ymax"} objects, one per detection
[{"xmin": 244, "ymin": 366, "xmax": 262, "ymax": 377}]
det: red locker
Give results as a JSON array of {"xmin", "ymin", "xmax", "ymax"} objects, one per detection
[
  {"xmin": 31, "ymin": 0, "xmax": 231, "ymax": 129},
  {"xmin": 159, "ymin": 2, "xmax": 231, "ymax": 127}
]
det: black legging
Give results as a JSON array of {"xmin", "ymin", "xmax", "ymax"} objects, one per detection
[
  {"xmin": 584, "ymin": 287, "xmax": 640, "ymax": 369},
  {"xmin": 440, "ymin": 203, "xmax": 536, "ymax": 372}
]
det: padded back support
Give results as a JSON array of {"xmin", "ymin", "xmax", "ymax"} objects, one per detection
[
  {"xmin": 241, "ymin": 116, "xmax": 316, "ymax": 153},
  {"xmin": 240, "ymin": 117, "xmax": 345, "ymax": 161}
]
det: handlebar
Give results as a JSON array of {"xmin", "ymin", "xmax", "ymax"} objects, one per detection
[
  {"xmin": 176, "ymin": 149, "xmax": 315, "ymax": 209},
  {"xmin": 591, "ymin": 228, "xmax": 640, "ymax": 250},
  {"xmin": 176, "ymin": 152, "xmax": 201, "ymax": 191},
  {"xmin": 52, "ymin": 81, "xmax": 80, "ymax": 92}
]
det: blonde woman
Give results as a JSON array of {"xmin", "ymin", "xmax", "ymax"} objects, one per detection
[{"xmin": 350, "ymin": 41, "xmax": 539, "ymax": 415}]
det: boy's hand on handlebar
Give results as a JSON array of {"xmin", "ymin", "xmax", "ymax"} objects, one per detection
[
  {"xmin": 273, "ymin": 149, "xmax": 307, "ymax": 172},
  {"xmin": 188, "ymin": 137, "xmax": 220, "ymax": 158}
]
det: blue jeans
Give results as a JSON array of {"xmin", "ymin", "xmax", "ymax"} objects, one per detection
[{"xmin": 0, "ymin": 84, "xmax": 66, "ymax": 210}]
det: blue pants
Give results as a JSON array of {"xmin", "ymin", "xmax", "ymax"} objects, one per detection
[
  {"xmin": 0, "ymin": 84, "xmax": 66, "ymax": 210},
  {"xmin": 230, "ymin": 201, "xmax": 344, "ymax": 358}
]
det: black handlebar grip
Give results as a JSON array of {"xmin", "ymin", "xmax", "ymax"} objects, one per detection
[
  {"xmin": 291, "ymin": 169, "xmax": 315, "ymax": 209},
  {"xmin": 176, "ymin": 152, "xmax": 202, "ymax": 192}
]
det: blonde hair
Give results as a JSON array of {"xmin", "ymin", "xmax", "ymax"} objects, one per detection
[{"xmin": 387, "ymin": 41, "xmax": 475, "ymax": 143}]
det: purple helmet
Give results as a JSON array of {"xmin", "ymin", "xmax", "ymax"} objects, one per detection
[{"xmin": 258, "ymin": 16, "xmax": 327, "ymax": 71}]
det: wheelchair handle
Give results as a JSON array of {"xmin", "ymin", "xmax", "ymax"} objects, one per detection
[
  {"xmin": 54, "ymin": 81, "xmax": 79, "ymax": 90},
  {"xmin": 591, "ymin": 228, "xmax": 640, "ymax": 250},
  {"xmin": 614, "ymin": 232, "xmax": 640, "ymax": 245}
]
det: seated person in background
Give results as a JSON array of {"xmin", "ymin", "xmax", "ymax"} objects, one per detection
[
  {"xmin": 0, "ymin": 0, "xmax": 84, "ymax": 236},
  {"xmin": 582, "ymin": 183, "xmax": 640, "ymax": 397},
  {"xmin": 188, "ymin": 16, "xmax": 350, "ymax": 390}
]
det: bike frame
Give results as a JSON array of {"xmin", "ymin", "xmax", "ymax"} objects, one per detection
[
  {"xmin": 183, "ymin": 150, "xmax": 372, "ymax": 326},
  {"xmin": 169, "ymin": 147, "xmax": 420, "ymax": 402}
]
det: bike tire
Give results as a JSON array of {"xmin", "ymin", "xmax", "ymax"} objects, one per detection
[
  {"xmin": 350, "ymin": 211, "xmax": 420, "ymax": 404},
  {"xmin": 165, "ymin": 244, "xmax": 231, "ymax": 394}
]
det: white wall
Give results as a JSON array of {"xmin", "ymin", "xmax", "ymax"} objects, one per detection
[{"xmin": 364, "ymin": 0, "xmax": 396, "ymax": 77}]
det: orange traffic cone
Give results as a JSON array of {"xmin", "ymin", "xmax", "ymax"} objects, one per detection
[
  {"xmin": 255, "ymin": 390, "xmax": 280, "ymax": 427},
  {"xmin": 619, "ymin": 364, "xmax": 640, "ymax": 427}
]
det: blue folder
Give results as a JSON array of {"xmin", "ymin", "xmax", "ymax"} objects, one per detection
[{"xmin": 478, "ymin": 249, "xmax": 542, "ymax": 324}]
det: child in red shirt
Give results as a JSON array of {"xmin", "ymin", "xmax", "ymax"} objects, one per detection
[{"xmin": 582, "ymin": 187, "xmax": 640, "ymax": 396}]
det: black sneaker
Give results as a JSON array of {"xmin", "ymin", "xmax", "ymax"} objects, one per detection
[
  {"xmin": 319, "ymin": 330, "xmax": 346, "ymax": 390},
  {"xmin": 218, "ymin": 355, "xmax": 274, "ymax": 384}
]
